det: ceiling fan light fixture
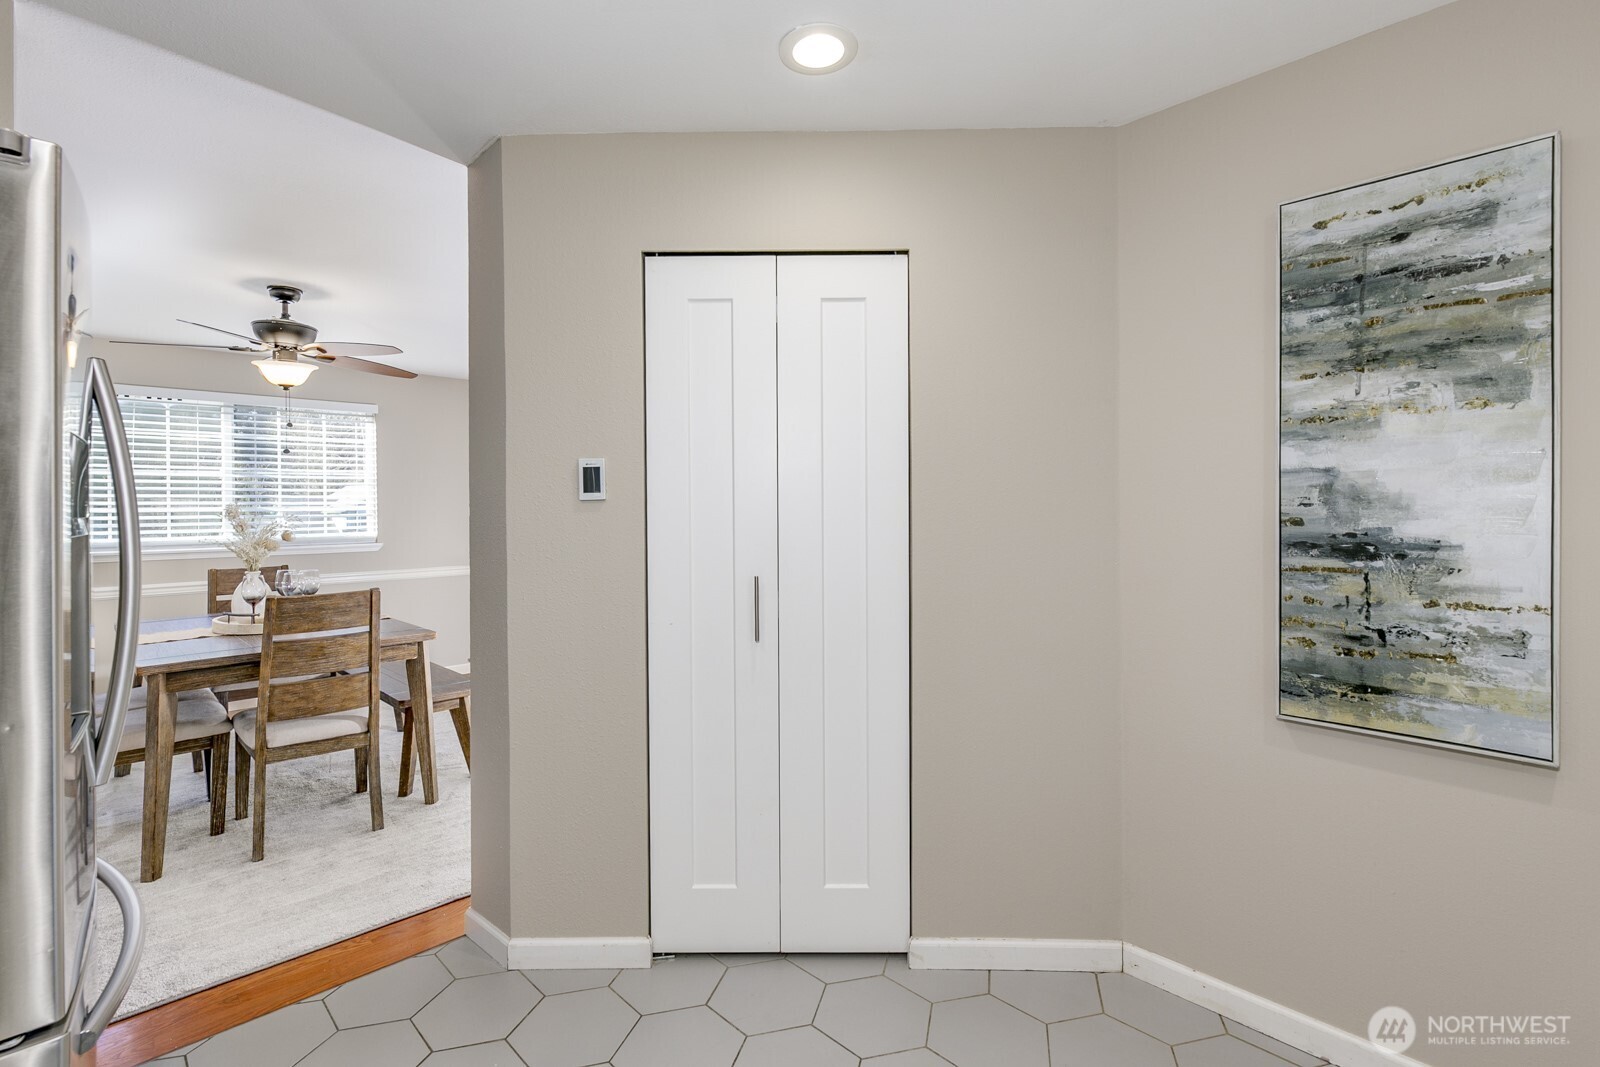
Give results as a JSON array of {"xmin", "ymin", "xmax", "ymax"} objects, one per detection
[
  {"xmin": 252, "ymin": 356, "xmax": 317, "ymax": 388},
  {"xmin": 780, "ymin": 23, "xmax": 857, "ymax": 74}
]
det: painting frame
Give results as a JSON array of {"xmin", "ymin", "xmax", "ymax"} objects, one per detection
[{"xmin": 1276, "ymin": 133, "xmax": 1560, "ymax": 767}]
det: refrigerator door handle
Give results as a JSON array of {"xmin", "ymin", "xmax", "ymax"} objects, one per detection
[
  {"xmin": 81, "ymin": 356, "xmax": 141, "ymax": 786},
  {"xmin": 77, "ymin": 858, "xmax": 143, "ymax": 1052}
]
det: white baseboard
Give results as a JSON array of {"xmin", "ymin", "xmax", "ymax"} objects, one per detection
[
  {"xmin": 464, "ymin": 908, "xmax": 652, "ymax": 970},
  {"xmin": 1125, "ymin": 945, "xmax": 1432, "ymax": 1067},
  {"xmin": 464, "ymin": 908, "xmax": 511, "ymax": 968},
  {"xmin": 908, "ymin": 938, "xmax": 1124, "ymax": 972}
]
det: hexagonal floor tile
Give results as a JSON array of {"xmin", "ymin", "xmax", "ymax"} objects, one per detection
[
  {"xmin": 1098, "ymin": 973, "xmax": 1224, "ymax": 1044},
  {"xmin": 412, "ymin": 971, "xmax": 542, "ymax": 1050},
  {"xmin": 508, "ymin": 987, "xmax": 639, "ymax": 1067},
  {"xmin": 884, "ymin": 959, "xmax": 988, "ymax": 1002},
  {"xmin": 813, "ymin": 976, "xmax": 930, "ymax": 1058},
  {"xmin": 863, "ymin": 1051, "xmax": 956, "ymax": 1066},
  {"xmin": 613, "ymin": 955, "xmax": 727, "ymax": 1014},
  {"xmin": 519, "ymin": 968, "xmax": 620, "ymax": 995},
  {"xmin": 613, "ymin": 1006, "xmax": 743, "ymax": 1067},
  {"xmin": 436, "ymin": 937, "xmax": 504, "ymax": 979},
  {"xmin": 988, "ymin": 970, "xmax": 1100, "ymax": 1023},
  {"xmin": 712, "ymin": 953, "xmax": 785, "ymax": 967},
  {"xmin": 708, "ymin": 959, "xmax": 824, "ymax": 1034},
  {"xmin": 1047, "ymin": 1014, "xmax": 1174, "ymax": 1067},
  {"xmin": 189, "ymin": 1002, "xmax": 334, "ymax": 1067},
  {"xmin": 927, "ymin": 995, "xmax": 1047, "ymax": 1067},
  {"xmin": 419, "ymin": 1042, "xmax": 527, "ymax": 1066},
  {"xmin": 325, "ymin": 955, "xmax": 454, "ymax": 1028},
  {"xmin": 1177, "ymin": 1034, "xmax": 1307, "ymax": 1067},
  {"xmin": 734, "ymin": 1025, "xmax": 858, "ymax": 1067},
  {"xmin": 789, "ymin": 954, "xmax": 888, "ymax": 983},
  {"xmin": 298, "ymin": 1021, "xmax": 429, "ymax": 1067}
]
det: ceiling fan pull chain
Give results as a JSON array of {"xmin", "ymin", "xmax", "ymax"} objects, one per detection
[{"xmin": 282, "ymin": 385, "xmax": 294, "ymax": 455}]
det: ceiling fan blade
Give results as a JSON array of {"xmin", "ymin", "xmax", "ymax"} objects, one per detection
[
  {"xmin": 177, "ymin": 318, "xmax": 264, "ymax": 345},
  {"xmin": 301, "ymin": 341, "xmax": 403, "ymax": 358},
  {"xmin": 301, "ymin": 350, "xmax": 417, "ymax": 379},
  {"xmin": 105, "ymin": 338, "xmax": 262, "ymax": 351}
]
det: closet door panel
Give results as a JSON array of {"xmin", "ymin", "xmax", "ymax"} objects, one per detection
[
  {"xmin": 646, "ymin": 255, "xmax": 780, "ymax": 951},
  {"xmin": 777, "ymin": 254, "xmax": 910, "ymax": 951}
]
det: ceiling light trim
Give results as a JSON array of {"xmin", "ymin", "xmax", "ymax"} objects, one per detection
[{"xmin": 779, "ymin": 23, "xmax": 858, "ymax": 75}]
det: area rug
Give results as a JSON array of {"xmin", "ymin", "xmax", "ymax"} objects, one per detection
[{"xmin": 89, "ymin": 711, "xmax": 471, "ymax": 1018}]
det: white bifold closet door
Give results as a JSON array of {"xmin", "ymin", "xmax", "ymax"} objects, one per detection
[
  {"xmin": 646, "ymin": 256, "xmax": 782, "ymax": 951},
  {"xmin": 647, "ymin": 254, "xmax": 909, "ymax": 953}
]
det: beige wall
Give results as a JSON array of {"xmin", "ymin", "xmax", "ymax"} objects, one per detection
[
  {"xmin": 93, "ymin": 343, "xmax": 472, "ymax": 665},
  {"xmin": 1116, "ymin": 0, "xmax": 1597, "ymax": 1062},
  {"xmin": 470, "ymin": 129, "xmax": 1124, "ymax": 939},
  {"xmin": 467, "ymin": 139, "xmax": 511, "ymax": 927}
]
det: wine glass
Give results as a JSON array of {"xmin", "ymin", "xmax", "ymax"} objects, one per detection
[
  {"xmin": 297, "ymin": 568, "xmax": 321, "ymax": 596},
  {"xmin": 238, "ymin": 570, "xmax": 270, "ymax": 622},
  {"xmin": 275, "ymin": 569, "xmax": 296, "ymax": 597}
]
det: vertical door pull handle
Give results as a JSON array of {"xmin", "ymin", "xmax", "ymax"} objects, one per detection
[
  {"xmin": 82, "ymin": 357, "xmax": 141, "ymax": 786},
  {"xmin": 753, "ymin": 576, "xmax": 760, "ymax": 642}
]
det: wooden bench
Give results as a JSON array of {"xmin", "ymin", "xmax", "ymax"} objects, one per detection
[{"xmin": 379, "ymin": 662, "xmax": 470, "ymax": 797}]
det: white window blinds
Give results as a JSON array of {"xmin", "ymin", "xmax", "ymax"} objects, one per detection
[{"xmin": 88, "ymin": 387, "xmax": 378, "ymax": 549}]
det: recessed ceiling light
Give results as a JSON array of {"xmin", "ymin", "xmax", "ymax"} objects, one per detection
[{"xmin": 780, "ymin": 23, "xmax": 857, "ymax": 75}]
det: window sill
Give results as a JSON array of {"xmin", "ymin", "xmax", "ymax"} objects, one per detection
[{"xmin": 91, "ymin": 541, "xmax": 384, "ymax": 564}]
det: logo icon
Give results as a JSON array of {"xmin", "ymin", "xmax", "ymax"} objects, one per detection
[{"xmin": 1369, "ymin": 1006, "xmax": 1417, "ymax": 1054}]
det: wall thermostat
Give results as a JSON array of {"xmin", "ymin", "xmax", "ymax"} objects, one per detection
[{"xmin": 579, "ymin": 458, "xmax": 606, "ymax": 500}]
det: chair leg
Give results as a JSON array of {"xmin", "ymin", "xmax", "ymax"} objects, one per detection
[
  {"xmin": 449, "ymin": 697, "xmax": 471, "ymax": 771},
  {"xmin": 203, "ymin": 747, "xmax": 214, "ymax": 801},
  {"xmin": 367, "ymin": 737, "xmax": 384, "ymax": 832},
  {"xmin": 393, "ymin": 705, "xmax": 405, "ymax": 732},
  {"xmin": 354, "ymin": 747, "xmax": 368, "ymax": 794},
  {"xmin": 209, "ymin": 737, "xmax": 229, "ymax": 836},
  {"xmin": 398, "ymin": 711, "xmax": 415, "ymax": 798},
  {"xmin": 250, "ymin": 749, "xmax": 268, "ymax": 862},
  {"xmin": 191, "ymin": 751, "xmax": 205, "ymax": 774},
  {"xmin": 114, "ymin": 764, "xmax": 130, "ymax": 778},
  {"xmin": 234, "ymin": 737, "xmax": 250, "ymax": 821}
]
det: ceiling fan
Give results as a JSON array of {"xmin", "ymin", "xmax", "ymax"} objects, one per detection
[{"xmin": 109, "ymin": 284, "xmax": 417, "ymax": 386}]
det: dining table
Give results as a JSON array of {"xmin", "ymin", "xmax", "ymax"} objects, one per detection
[{"xmin": 131, "ymin": 613, "xmax": 440, "ymax": 883}]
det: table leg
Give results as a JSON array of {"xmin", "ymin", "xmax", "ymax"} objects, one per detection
[
  {"xmin": 405, "ymin": 651, "xmax": 438, "ymax": 804},
  {"xmin": 140, "ymin": 674, "xmax": 175, "ymax": 882}
]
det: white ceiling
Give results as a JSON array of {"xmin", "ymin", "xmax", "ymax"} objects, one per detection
[
  {"xmin": 14, "ymin": 0, "xmax": 1459, "ymax": 383},
  {"xmin": 14, "ymin": 3, "xmax": 469, "ymax": 378},
  {"xmin": 31, "ymin": 0, "xmax": 1456, "ymax": 164}
]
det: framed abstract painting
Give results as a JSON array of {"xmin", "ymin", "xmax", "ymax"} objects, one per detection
[{"xmin": 1278, "ymin": 135, "xmax": 1558, "ymax": 765}]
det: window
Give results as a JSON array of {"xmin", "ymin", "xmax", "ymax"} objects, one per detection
[{"xmin": 88, "ymin": 386, "xmax": 378, "ymax": 551}]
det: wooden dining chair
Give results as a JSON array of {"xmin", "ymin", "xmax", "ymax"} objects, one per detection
[
  {"xmin": 206, "ymin": 565, "xmax": 293, "ymax": 727},
  {"xmin": 99, "ymin": 686, "xmax": 232, "ymax": 836},
  {"xmin": 379, "ymin": 662, "xmax": 471, "ymax": 798},
  {"xmin": 232, "ymin": 589, "xmax": 385, "ymax": 862},
  {"xmin": 206, "ymin": 565, "xmax": 290, "ymax": 614}
]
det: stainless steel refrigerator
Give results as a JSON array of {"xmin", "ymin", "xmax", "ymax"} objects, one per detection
[{"xmin": 0, "ymin": 129, "xmax": 144, "ymax": 1066}]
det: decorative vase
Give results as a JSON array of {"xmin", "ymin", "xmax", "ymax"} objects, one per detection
[{"xmin": 230, "ymin": 570, "xmax": 271, "ymax": 620}]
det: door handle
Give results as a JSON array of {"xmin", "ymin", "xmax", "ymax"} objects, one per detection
[
  {"xmin": 753, "ymin": 576, "xmax": 760, "ymax": 643},
  {"xmin": 80, "ymin": 357, "xmax": 141, "ymax": 786},
  {"xmin": 78, "ymin": 858, "xmax": 144, "ymax": 1052}
]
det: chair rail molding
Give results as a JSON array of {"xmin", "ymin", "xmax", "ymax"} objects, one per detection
[
  {"xmin": 92, "ymin": 564, "xmax": 470, "ymax": 601},
  {"xmin": 464, "ymin": 909, "xmax": 652, "ymax": 971}
]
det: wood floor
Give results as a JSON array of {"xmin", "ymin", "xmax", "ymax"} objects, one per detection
[{"xmin": 87, "ymin": 897, "xmax": 469, "ymax": 1067}]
